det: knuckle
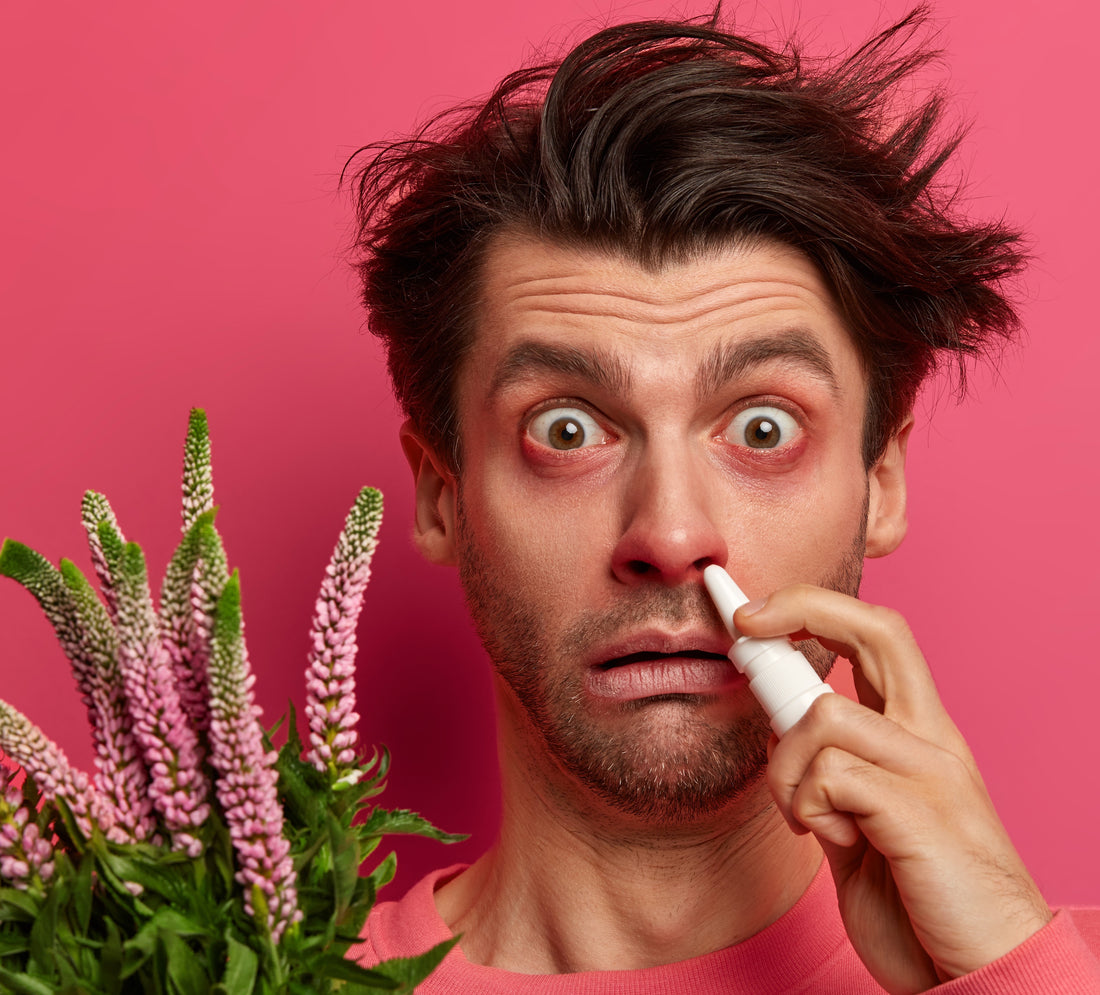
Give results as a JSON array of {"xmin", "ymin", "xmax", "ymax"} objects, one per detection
[
  {"xmin": 806, "ymin": 689, "xmax": 847, "ymax": 726},
  {"xmin": 809, "ymin": 745, "xmax": 850, "ymax": 782},
  {"xmin": 865, "ymin": 604, "xmax": 913, "ymax": 644},
  {"xmin": 931, "ymin": 745, "xmax": 979, "ymax": 790}
]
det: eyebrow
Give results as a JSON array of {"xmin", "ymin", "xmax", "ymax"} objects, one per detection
[
  {"xmin": 696, "ymin": 329, "xmax": 839, "ymax": 399},
  {"xmin": 484, "ymin": 328, "xmax": 840, "ymax": 404},
  {"xmin": 486, "ymin": 341, "xmax": 632, "ymax": 401}
]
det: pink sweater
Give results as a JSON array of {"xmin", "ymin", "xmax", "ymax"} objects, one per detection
[{"xmin": 352, "ymin": 863, "xmax": 1100, "ymax": 993}]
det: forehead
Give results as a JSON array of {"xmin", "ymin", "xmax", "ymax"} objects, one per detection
[{"xmin": 465, "ymin": 234, "xmax": 865, "ymax": 403}]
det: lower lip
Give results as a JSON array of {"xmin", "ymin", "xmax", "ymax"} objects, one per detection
[{"xmin": 586, "ymin": 657, "xmax": 743, "ymax": 701}]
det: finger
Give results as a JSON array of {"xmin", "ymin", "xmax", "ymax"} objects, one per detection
[
  {"xmin": 735, "ymin": 585, "xmax": 961, "ymax": 746},
  {"xmin": 787, "ymin": 746, "xmax": 872, "ymax": 848},
  {"xmin": 768, "ymin": 692, "xmax": 935, "ymax": 827},
  {"xmin": 784, "ymin": 740, "xmax": 952, "ymax": 864}
]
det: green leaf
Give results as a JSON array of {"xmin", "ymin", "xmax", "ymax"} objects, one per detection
[
  {"xmin": 368, "ymin": 937, "xmax": 460, "ymax": 992},
  {"xmin": 27, "ymin": 885, "xmax": 59, "ymax": 976},
  {"xmin": 70, "ymin": 852, "xmax": 93, "ymax": 934},
  {"xmin": 359, "ymin": 808, "xmax": 467, "ymax": 843},
  {"xmin": 95, "ymin": 846, "xmax": 188, "ymax": 903},
  {"xmin": 365, "ymin": 851, "xmax": 397, "ymax": 894},
  {"xmin": 312, "ymin": 953, "xmax": 401, "ymax": 988},
  {"xmin": 0, "ymin": 933, "xmax": 30, "ymax": 956},
  {"xmin": 273, "ymin": 718, "xmax": 324, "ymax": 832},
  {"xmin": 0, "ymin": 887, "xmax": 41, "ymax": 921},
  {"xmin": 146, "ymin": 907, "xmax": 209, "ymax": 939},
  {"xmin": 220, "ymin": 934, "xmax": 258, "ymax": 995},
  {"xmin": 0, "ymin": 966, "xmax": 57, "ymax": 995},
  {"xmin": 328, "ymin": 812, "xmax": 359, "ymax": 924},
  {"xmin": 283, "ymin": 699, "xmax": 302, "ymax": 754},
  {"xmin": 120, "ymin": 924, "xmax": 157, "ymax": 980},
  {"xmin": 161, "ymin": 930, "xmax": 209, "ymax": 995},
  {"xmin": 101, "ymin": 917, "xmax": 124, "ymax": 993}
]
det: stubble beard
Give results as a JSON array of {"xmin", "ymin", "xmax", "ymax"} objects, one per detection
[{"xmin": 456, "ymin": 509, "xmax": 866, "ymax": 826}]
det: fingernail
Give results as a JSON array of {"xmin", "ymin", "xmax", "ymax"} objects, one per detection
[{"xmin": 739, "ymin": 597, "xmax": 767, "ymax": 615}]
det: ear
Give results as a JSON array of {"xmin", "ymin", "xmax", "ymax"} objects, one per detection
[
  {"xmin": 865, "ymin": 414, "xmax": 913, "ymax": 559},
  {"xmin": 399, "ymin": 420, "xmax": 458, "ymax": 566}
]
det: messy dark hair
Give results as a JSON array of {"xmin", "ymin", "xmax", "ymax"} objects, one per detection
[{"xmin": 346, "ymin": 6, "xmax": 1025, "ymax": 469}]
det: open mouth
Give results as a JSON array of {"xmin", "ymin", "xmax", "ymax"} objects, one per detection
[{"xmin": 598, "ymin": 650, "xmax": 730, "ymax": 669}]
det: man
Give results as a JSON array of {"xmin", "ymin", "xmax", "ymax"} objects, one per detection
[{"xmin": 345, "ymin": 10, "xmax": 1100, "ymax": 992}]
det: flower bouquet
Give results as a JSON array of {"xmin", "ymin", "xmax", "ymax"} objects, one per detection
[{"xmin": 0, "ymin": 410, "xmax": 461, "ymax": 994}]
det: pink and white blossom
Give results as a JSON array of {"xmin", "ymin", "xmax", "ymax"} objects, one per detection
[
  {"xmin": 304, "ymin": 487, "xmax": 382, "ymax": 777},
  {"xmin": 0, "ymin": 701, "xmax": 111, "ymax": 840},
  {"xmin": 114, "ymin": 538, "xmax": 210, "ymax": 856},
  {"xmin": 207, "ymin": 571, "xmax": 300, "ymax": 942}
]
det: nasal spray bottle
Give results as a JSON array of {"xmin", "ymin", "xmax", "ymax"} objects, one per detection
[{"xmin": 703, "ymin": 565, "xmax": 832, "ymax": 737}]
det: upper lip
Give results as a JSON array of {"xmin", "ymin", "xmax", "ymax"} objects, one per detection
[{"xmin": 590, "ymin": 628, "xmax": 732, "ymax": 669}]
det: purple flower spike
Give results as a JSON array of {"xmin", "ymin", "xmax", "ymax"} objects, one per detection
[
  {"xmin": 114, "ymin": 537, "xmax": 210, "ymax": 856},
  {"xmin": 0, "ymin": 539, "xmax": 154, "ymax": 843},
  {"xmin": 304, "ymin": 488, "xmax": 383, "ymax": 779},
  {"xmin": 208, "ymin": 569, "xmax": 300, "ymax": 942},
  {"xmin": 0, "ymin": 700, "xmax": 111, "ymax": 840},
  {"xmin": 160, "ymin": 510, "xmax": 227, "ymax": 739}
]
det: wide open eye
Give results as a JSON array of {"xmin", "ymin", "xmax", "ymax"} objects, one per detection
[
  {"xmin": 527, "ymin": 407, "xmax": 610, "ymax": 451},
  {"xmin": 723, "ymin": 406, "xmax": 800, "ymax": 450}
]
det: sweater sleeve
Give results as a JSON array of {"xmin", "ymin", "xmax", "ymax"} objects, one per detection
[{"xmin": 932, "ymin": 909, "xmax": 1100, "ymax": 994}]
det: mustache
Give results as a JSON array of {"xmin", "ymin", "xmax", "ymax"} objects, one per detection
[{"xmin": 560, "ymin": 583, "xmax": 721, "ymax": 650}]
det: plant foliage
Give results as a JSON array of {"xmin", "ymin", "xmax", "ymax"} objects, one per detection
[{"xmin": 0, "ymin": 410, "xmax": 462, "ymax": 994}]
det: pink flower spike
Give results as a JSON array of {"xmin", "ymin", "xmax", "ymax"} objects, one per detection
[
  {"xmin": 114, "ymin": 539, "xmax": 210, "ymax": 853},
  {"xmin": 181, "ymin": 408, "xmax": 215, "ymax": 534},
  {"xmin": 159, "ymin": 509, "xmax": 227, "ymax": 738},
  {"xmin": 304, "ymin": 487, "xmax": 383, "ymax": 779},
  {"xmin": 0, "ymin": 539, "xmax": 154, "ymax": 843},
  {"xmin": 207, "ymin": 570, "xmax": 299, "ymax": 942},
  {"xmin": 81, "ymin": 491, "xmax": 124, "ymax": 620},
  {"xmin": 0, "ymin": 699, "xmax": 111, "ymax": 842}
]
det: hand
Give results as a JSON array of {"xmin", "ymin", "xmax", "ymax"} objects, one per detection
[{"xmin": 734, "ymin": 585, "xmax": 1051, "ymax": 995}]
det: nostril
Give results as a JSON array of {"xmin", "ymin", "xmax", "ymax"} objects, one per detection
[
  {"xmin": 692, "ymin": 556, "xmax": 717, "ymax": 573},
  {"xmin": 627, "ymin": 560, "xmax": 652, "ymax": 576}
]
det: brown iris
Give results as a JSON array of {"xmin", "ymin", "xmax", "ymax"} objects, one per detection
[
  {"xmin": 548, "ymin": 416, "xmax": 585, "ymax": 449},
  {"xmin": 744, "ymin": 415, "xmax": 781, "ymax": 448}
]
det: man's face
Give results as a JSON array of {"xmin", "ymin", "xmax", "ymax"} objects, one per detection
[{"xmin": 419, "ymin": 236, "xmax": 898, "ymax": 824}]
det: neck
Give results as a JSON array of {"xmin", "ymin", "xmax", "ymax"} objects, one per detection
[{"xmin": 435, "ymin": 698, "xmax": 823, "ymax": 973}]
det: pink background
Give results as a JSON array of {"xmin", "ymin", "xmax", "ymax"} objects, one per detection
[{"xmin": 2, "ymin": 1, "xmax": 1097, "ymax": 905}]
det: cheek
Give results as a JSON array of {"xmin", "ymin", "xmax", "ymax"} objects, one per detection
[
  {"xmin": 458, "ymin": 463, "xmax": 609, "ymax": 597},
  {"xmin": 744, "ymin": 473, "xmax": 868, "ymax": 584}
]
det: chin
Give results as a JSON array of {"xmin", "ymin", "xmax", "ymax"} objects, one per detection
[{"xmin": 542, "ymin": 701, "xmax": 775, "ymax": 823}]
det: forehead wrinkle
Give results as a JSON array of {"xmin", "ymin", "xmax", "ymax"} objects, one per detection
[
  {"xmin": 499, "ymin": 275, "xmax": 807, "ymax": 327},
  {"xmin": 697, "ymin": 330, "xmax": 840, "ymax": 400},
  {"xmin": 486, "ymin": 341, "xmax": 632, "ymax": 403}
]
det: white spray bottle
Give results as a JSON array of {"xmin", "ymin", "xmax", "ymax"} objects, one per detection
[{"xmin": 703, "ymin": 565, "xmax": 832, "ymax": 737}]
